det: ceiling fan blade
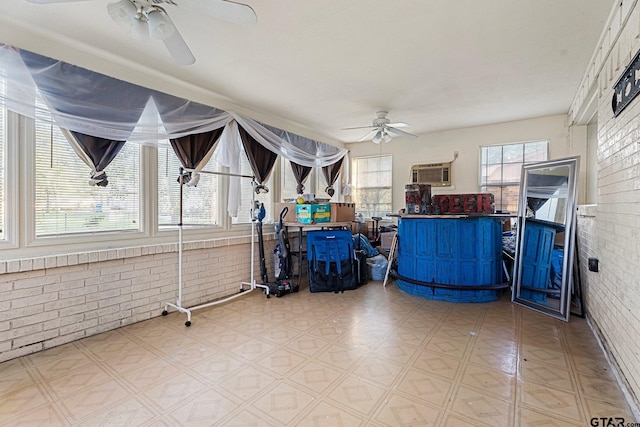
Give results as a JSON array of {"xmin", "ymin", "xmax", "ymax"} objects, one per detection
[
  {"xmin": 358, "ymin": 128, "xmax": 379, "ymax": 142},
  {"xmin": 386, "ymin": 126, "xmax": 417, "ymax": 138},
  {"xmin": 341, "ymin": 125, "xmax": 375, "ymax": 130},
  {"xmin": 161, "ymin": 21, "xmax": 196, "ymax": 65},
  {"xmin": 179, "ymin": 0, "xmax": 257, "ymax": 26},
  {"xmin": 387, "ymin": 122, "xmax": 409, "ymax": 128}
]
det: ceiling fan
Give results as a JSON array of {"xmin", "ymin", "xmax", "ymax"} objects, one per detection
[
  {"xmin": 25, "ymin": 0, "xmax": 257, "ymax": 66},
  {"xmin": 343, "ymin": 111, "xmax": 417, "ymax": 143}
]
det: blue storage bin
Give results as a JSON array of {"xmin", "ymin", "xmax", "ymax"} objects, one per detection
[{"xmin": 396, "ymin": 216, "xmax": 503, "ymax": 303}]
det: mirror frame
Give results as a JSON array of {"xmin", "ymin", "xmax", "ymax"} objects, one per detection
[{"xmin": 511, "ymin": 156, "xmax": 580, "ymax": 321}]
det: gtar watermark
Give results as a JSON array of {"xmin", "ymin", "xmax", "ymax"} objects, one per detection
[{"xmin": 590, "ymin": 417, "xmax": 640, "ymax": 427}]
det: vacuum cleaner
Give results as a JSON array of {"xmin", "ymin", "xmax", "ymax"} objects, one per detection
[{"xmin": 256, "ymin": 204, "xmax": 298, "ymax": 297}]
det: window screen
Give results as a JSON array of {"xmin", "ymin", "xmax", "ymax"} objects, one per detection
[
  {"xmin": 158, "ymin": 145, "xmax": 219, "ymax": 227},
  {"xmin": 34, "ymin": 100, "xmax": 140, "ymax": 236},
  {"xmin": 480, "ymin": 140, "xmax": 548, "ymax": 213}
]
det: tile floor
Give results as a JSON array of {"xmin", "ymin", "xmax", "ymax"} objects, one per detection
[{"xmin": 1, "ymin": 280, "xmax": 636, "ymax": 426}]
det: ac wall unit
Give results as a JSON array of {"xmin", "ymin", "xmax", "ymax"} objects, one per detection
[{"xmin": 410, "ymin": 162, "xmax": 452, "ymax": 186}]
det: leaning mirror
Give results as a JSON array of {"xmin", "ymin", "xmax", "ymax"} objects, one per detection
[{"xmin": 512, "ymin": 156, "xmax": 580, "ymax": 321}]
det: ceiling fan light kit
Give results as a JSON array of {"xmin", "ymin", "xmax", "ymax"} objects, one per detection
[{"xmin": 344, "ymin": 110, "xmax": 417, "ymax": 143}]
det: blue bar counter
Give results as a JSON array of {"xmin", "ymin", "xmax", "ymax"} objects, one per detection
[{"xmin": 395, "ymin": 214, "xmax": 509, "ymax": 303}]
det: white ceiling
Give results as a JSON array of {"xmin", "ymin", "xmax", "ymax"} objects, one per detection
[{"xmin": 1, "ymin": 0, "xmax": 614, "ymax": 145}]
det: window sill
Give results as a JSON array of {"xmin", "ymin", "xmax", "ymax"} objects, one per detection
[{"xmin": 0, "ymin": 233, "xmax": 275, "ymax": 275}]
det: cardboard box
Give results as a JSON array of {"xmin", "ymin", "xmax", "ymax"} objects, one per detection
[
  {"xmin": 274, "ymin": 203, "xmax": 297, "ymax": 222},
  {"xmin": 276, "ymin": 202, "xmax": 355, "ymax": 223},
  {"xmin": 296, "ymin": 203, "xmax": 331, "ymax": 224},
  {"xmin": 330, "ymin": 202, "xmax": 356, "ymax": 222}
]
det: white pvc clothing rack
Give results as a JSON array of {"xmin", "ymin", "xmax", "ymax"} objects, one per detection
[{"xmin": 162, "ymin": 167, "xmax": 270, "ymax": 326}]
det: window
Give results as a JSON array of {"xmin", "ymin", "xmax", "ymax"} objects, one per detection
[
  {"xmin": 315, "ymin": 169, "xmax": 340, "ymax": 202},
  {"xmin": 34, "ymin": 105, "xmax": 140, "ymax": 236},
  {"xmin": 232, "ymin": 146, "xmax": 273, "ymax": 224},
  {"xmin": 280, "ymin": 158, "xmax": 340, "ymax": 203},
  {"xmin": 480, "ymin": 140, "xmax": 548, "ymax": 213},
  {"xmin": 158, "ymin": 145, "xmax": 219, "ymax": 227},
  {"xmin": 352, "ymin": 155, "xmax": 392, "ymax": 218},
  {"xmin": 280, "ymin": 158, "xmax": 299, "ymax": 200}
]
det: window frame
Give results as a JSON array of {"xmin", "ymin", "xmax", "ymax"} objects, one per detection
[
  {"xmin": 23, "ymin": 114, "xmax": 150, "ymax": 249},
  {"xmin": 0, "ymin": 110, "xmax": 19, "ymax": 250},
  {"xmin": 351, "ymin": 154, "xmax": 393, "ymax": 219},
  {"xmin": 279, "ymin": 157, "xmax": 342, "ymax": 204},
  {"xmin": 156, "ymin": 144, "xmax": 224, "ymax": 231},
  {"xmin": 2, "ymin": 106, "xmax": 346, "ymax": 257},
  {"xmin": 478, "ymin": 140, "xmax": 549, "ymax": 213}
]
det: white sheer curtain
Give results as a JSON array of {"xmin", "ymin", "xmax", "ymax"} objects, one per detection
[{"xmin": 0, "ymin": 43, "xmax": 348, "ymax": 214}]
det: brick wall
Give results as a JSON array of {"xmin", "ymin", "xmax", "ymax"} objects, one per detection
[
  {"xmin": 573, "ymin": 0, "xmax": 640, "ymax": 412},
  {"xmin": 0, "ymin": 235, "xmax": 275, "ymax": 362}
]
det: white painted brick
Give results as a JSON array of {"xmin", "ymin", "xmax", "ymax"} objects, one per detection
[
  {"xmin": 54, "ymin": 313, "xmax": 85, "ymax": 329},
  {"xmin": 86, "ymin": 320, "xmax": 121, "ymax": 335},
  {"xmin": 77, "ymin": 253, "xmax": 89, "ymax": 264},
  {"xmin": 97, "ymin": 294, "xmax": 131, "ymax": 309},
  {"xmin": 11, "ymin": 274, "xmax": 54, "ymax": 290},
  {"xmin": 11, "ymin": 311, "xmax": 59, "ymax": 329},
  {"xmin": 124, "ymin": 312, "xmax": 151, "ymax": 325},
  {"xmin": 98, "ymin": 310, "xmax": 131, "ymax": 325},
  {"xmin": 0, "ymin": 280, "xmax": 12, "ymax": 293},
  {"xmin": 44, "ymin": 257, "xmax": 57, "ymax": 269},
  {"xmin": 58, "ymin": 284, "xmax": 98, "ymax": 300},
  {"xmin": 44, "ymin": 296, "xmax": 86, "ymax": 312},
  {"xmin": 0, "ymin": 304, "xmax": 44, "ymax": 322},
  {"xmin": 58, "ymin": 269, "xmax": 100, "ymax": 282},
  {"xmin": 99, "ymin": 263, "xmax": 133, "ymax": 276},
  {"xmin": 6, "ymin": 323, "xmax": 43, "ymax": 341},
  {"xmin": 11, "ymin": 292, "xmax": 57, "ymax": 309},
  {"xmin": 0, "ymin": 343, "xmax": 43, "ymax": 363},
  {"xmin": 129, "ymin": 274, "xmax": 161, "ymax": 288},
  {"xmin": 45, "ymin": 331, "xmax": 86, "ymax": 349},
  {"xmin": 131, "ymin": 260, "xmax": 164, "ymax": 271},
  {"xmin": 86, "ymin": 252, "xmax": 98, "ymax": 263},
  {"xmin": 13, "ymin": 329, "xmax": 59, "ymax": 349},
  {"xmin": 85, "ymin": 273, "xmax": 122, "ymax": 287},
  {"xmin": 0, "ymin": 288, "xmax": 43, "ymax": 305},
  {"xmin": 19, "ymin": 259, "xmax": 33, "ymax": 272},
  {"xmin": 59, "ymin": 302, "xmax": 98, "ymax": 317},
  {"xmin": 7, "ymin": 261, "xmax": 20, "ymax": 273},
  {"xmin": 86, "ymin": 289, "xmax": 120, "ymax": 303},
  {"xmin": 59, "ymin": 318, "xmax": 98, "ymax": 336},
  {"xmin": 56, "ymin": 256, "xmax": 68, "ymax": 268},
  {"xmin": 120, "ymin": 269, "xmax": 151, "ymax": 280}
]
